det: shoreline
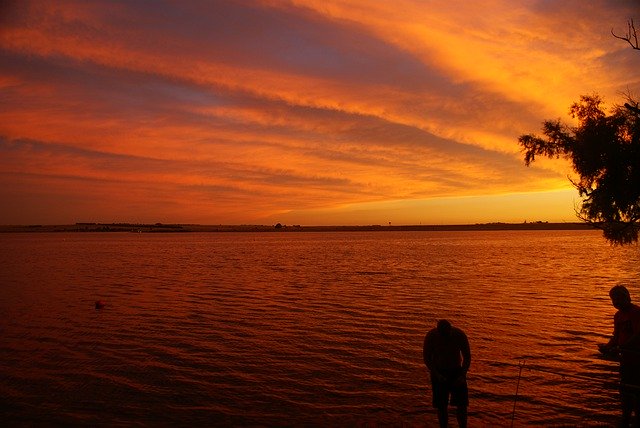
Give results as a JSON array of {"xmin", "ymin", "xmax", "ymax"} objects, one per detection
[{"xmin": 0, "ymin": 222, "xmax": 595, "ymax": 233}]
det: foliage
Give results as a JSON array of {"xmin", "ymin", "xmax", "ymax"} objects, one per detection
[{"xmin": 519, "ymin": 95, "xmax": 640, "ymax": 244}]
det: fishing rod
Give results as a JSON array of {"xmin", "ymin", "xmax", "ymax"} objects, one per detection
[
  {"xmin": 510, "ymin": 360, "xmax": 525, "ymax": 428},
  {"xmin": 502, "ymin": 356, "xmax": 640, "ymax": 426},
  {"xmin": 505, "ymin": 361, "xmax": 612, "ymax": 383},
  {"xmin": 491, "ymin": 358, "xmax": 640, "ymax": 390}
]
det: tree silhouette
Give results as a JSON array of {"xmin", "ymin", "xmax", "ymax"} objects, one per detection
[
  {"xmin": 519, "ymin": 19, "xmax": 640, "ymax": 245},
  {"xmin": 519, "ymin": 94, "xmax": 640, "ymax": 244}
]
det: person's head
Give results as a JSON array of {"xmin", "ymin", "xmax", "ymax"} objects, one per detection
[
  {"xmin": 609, "ymin": 285, "xmax": 632, "ymax": 310},
  {"xmin": 437, "ymin": 319, "xmax": 452, "ymax": 337}
]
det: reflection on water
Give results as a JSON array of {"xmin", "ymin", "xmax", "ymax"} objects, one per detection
[{"xmin": 0, "ymin": 230, "xmax": 639, "ymax": 426}]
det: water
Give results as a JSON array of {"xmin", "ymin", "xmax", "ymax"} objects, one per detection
[{"xmin": 1, "ymin": 230, "xmax": 639, "ymax": 426}]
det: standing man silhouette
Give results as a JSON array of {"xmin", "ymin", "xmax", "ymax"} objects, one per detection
[
  {"xmin": 599, "ymin": 285, "xmax": 640, "ymax": 426},
  {"xmin": 423, "ymin": 319, "xmax": 471, "ymax": 428}
]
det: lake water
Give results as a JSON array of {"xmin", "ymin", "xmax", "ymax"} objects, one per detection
[{"xmin": 1, "ymin": 230, "xmax": 639, "ymax": 426}]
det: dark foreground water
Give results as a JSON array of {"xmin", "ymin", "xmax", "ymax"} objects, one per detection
[{"xmin": 1, "ymin": 230, "xmax": 639, "ymax": 426}]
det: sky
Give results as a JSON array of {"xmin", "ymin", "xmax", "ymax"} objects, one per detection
[{"xmin": 1, "ymin": 0, "xmax": 639, "ymax": 226}]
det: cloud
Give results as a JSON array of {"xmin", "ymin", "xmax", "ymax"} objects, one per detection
[{"xmin": 0, "ymin": 0, "xmax": 637, "ymax": 224}]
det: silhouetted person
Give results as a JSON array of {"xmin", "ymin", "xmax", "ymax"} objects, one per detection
[
  {"xmin": 599, "ymin": 285, "xmax": 640, "ymax": 427},
  {"xmin": 423, "ymin": 319, "xmax": 471, "ymax": 428}
]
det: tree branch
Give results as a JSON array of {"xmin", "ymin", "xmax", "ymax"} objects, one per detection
[{"xmin": 612, "ymin": 19, "xmax": 639, "ymax": 50}]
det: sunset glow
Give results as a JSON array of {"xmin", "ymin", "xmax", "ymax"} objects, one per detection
[{"xmin": 1, "ymin": 0, "xmax": 638, "ymax": 225}]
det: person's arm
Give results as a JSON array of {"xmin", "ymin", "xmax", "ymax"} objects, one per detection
[
  {"xmin": 607, "ymin": 328, "xmax": 619, "ymax": 348},
  {"xmin": 423, "ymin": 333, "xmax": 433, "ymax": 372},
  {"xmin": 599, "ymin": 318, "xmax": 619, "ymax": 354},
  {"xmin": 461, "ymin": 333, "xmax": 471, "ymax": 374},
  {"xmin": 423, "ymin": 332, "xmax": 444, "ymax": 381}
]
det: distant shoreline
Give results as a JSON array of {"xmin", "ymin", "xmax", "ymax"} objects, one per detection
[{"xmin": 0, "ymin": 222, "xmax": 595, "ymax": 233}]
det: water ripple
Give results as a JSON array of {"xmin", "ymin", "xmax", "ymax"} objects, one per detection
[{"xmin": 0, "ymin": 230, "xmax": 637, "ymax": 426}]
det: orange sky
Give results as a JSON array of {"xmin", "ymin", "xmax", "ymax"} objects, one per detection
[{"xmin": 1, "ymin": 0, "xmax": 639, "ymax": 225}]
